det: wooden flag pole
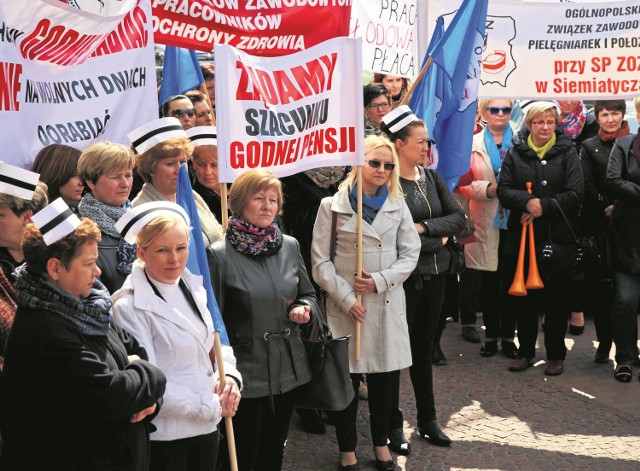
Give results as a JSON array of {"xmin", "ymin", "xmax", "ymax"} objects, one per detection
[
  {"xmin": 220, "ymin": 184, "xmax": 228, "ymax": 231},
  {"xmin": 213, "ymin": 332, "xmax": 238, "ymax": 471},
  {"xmin": 355, "ymin": 166, "xmax": 363, "ymax": 362},
  {"xmin": 400, "ymin": 56, "xmax": 434, "ymax": 106}
]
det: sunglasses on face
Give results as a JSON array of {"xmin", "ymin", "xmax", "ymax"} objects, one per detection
[
  {"xmin": 365, "ymin": 159, "xmax": 395, "ymax": 171},
  {"xmin": 487, "ymin": 106, "xmax": 512, "ymax": 115},
  {"xmin": 171, "ymin": 109, "xmax": 196, "ymax": 118}
]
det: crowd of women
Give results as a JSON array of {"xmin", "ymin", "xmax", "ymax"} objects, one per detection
[{"xmin": 0, "ymin": 71, "xmax": 639, "ymax": 471}]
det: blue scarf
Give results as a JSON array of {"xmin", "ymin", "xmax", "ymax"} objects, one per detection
[
  {"xmin": 484, "ymin": 126, "xmax": 513, "ymax": 173},
  {"xmin": 349, "ymin": 185, "xmax": 388, "ymax": 225},
  {"xmin": 484, "ymin": 127, "xmax": 514, "ymax": 230}
]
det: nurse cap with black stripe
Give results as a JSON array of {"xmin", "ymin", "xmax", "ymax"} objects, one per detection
[
  {"xmin": 31, "ymin": 198, "xmax": 81, "ymax": 246},
  {"xmin": 186, "ymin": 126, "xmax": 217, "ymax": 147},
  {"xmin": 0, "ymin": 161, "xmax": 40, "ymax": 200},
  {"xmin": 127, "ymin": 117, "xmax": 188, "ymax": 154},
  {"xmin": 115, "ymin": 201, "xmax": 190, "ymax": 245},
  {"xmin": 381, "ymin": 105, "xmax": 418, "ymax": 134}
]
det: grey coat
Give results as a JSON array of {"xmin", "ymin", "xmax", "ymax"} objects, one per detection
[{"xmin": 311, "ymin": 189, "xmax": 420, "ymax": 374}]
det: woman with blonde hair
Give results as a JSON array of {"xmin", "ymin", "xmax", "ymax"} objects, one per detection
[
  {"xmin": 312, "ymin": 135, "xmax": 420, "ymax": 471},
  {"xmin": 112, "ymin": 203, "xmax": 241, "ymax": 471}
]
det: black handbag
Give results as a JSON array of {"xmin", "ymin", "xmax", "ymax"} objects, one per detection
[
  {"xmin": 296, "ymin": 305, "xmax": 355, "ymax": 411},
  {"xmin": 550, "ymin": 199, "xmax": 601, "ymax": 282},
  {"xmin": 445, "ymin": 235, "xmax": 466, "ymax": 274}
]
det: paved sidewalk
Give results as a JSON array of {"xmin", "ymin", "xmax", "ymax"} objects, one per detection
[{"xmin": 282, "ymin": 316, "xmax": 640, "ymax": 471}]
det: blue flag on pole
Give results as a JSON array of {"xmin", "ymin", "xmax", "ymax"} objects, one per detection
[
  {"xmin": 409, "ymin": 0, "xmax": 488, "ymax": 191},
  {"xmin": 176, "ymin": 164, "xmax": 229, "ymax": 345},
  {"xmin": 158, "ymin": 46, "xmax": 205, "ymax": 106}
]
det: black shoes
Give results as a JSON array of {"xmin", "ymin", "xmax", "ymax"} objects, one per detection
[
  {"xmin": 614, "ymin": 363, "xmax": 632, "ymax": 383},
  {"xmin": 568, "ymin": 324, "xmax": 585, "ymax": 335},
  {"xmin": 417, "ymin": 420, "xmax": 452, "ymax": 447},
  {"xmin": 387, "ymin": 428, "xmax": 410, "ymax": 456},
  {"xmin": 373, "ymin": 448, "xmax": 396, "ymax": 471},
  {"xmin": 501, "ymin": 341, "xmax": 518, "ymax": 359},
  {"xmin": 431, "ymin": 345, "xmax": 447, "ymax": 366},
  {"xmin": 338, "ymin": 464, "xmax": 360, "ymax": 471},
  {"xmin": 480, "ymin": 340, "xmax": 498, "ymax": 357},
  {"xmin": 461, "ymin": 326, "xmax": 481, "ymax": 343}
]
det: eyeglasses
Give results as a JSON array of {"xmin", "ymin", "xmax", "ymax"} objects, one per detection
[
  {"xmin": 171, "ymin": 109, "xmax": 196, "ymax": 118},
  {"xmin": 366, "ymin": 103, "xmax": 391, "ymax": 111},
  {"xmin": 365, "ymin": 159, "xmax": 395, "ymax": 171},
  {"xmin": 531, "ymin": 120, "xmax": 556, "ymax": 128},
  {"xmin": 487, "ymin": 106, "xmax": 512, "ymax": 115}
]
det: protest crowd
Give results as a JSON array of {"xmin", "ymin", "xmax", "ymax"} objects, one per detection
[{"xmin": 2, "ymin": 1, "xmax": 640, "ymax": 471}]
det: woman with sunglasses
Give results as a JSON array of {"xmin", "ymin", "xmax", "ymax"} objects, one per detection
[
  {"xmin": 380, "ymin": 106, "xmax": 465, "ymax": 452},
  {"xmin": 498, "ymin": 100, "xmax": 583, "ymax": 376},
  {"xmin": 457, "ymin": 100, "xmax": 519, "ymax": 358},
  {"xmin": 363, "ymin": 83, "xmax": 392, "ymax": 137},
  {"xmin": 161, "ymin": 95, "xmax": 196, "ymax": 130},
  {"xmin": 312, "ymin": 135, "xmax": 420, "ymax": 471}
]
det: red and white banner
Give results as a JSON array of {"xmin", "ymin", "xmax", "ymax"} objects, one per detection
[
  {"xmin": 215, "ymin": 37, "xmax": 364, "ymax": 183},
  {"xmin": 0, "ymin": 0, "xmax": 158, "ymax": 169},
  {"xmin": 350, "ymin": 0, "xmax": 418, "ymax": 79},
  {"xmin": 151, "ymin": 0, "xmax": 352, "ymax": 56}
]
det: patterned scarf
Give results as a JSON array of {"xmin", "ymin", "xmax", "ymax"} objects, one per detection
[
  {"xmin": 349, "ymin": 184, "xmax": 388, "ymax": 225},
  {"xmin": 557, "ymin": 102, "xmax": 587, "ymax": 139},
  {"xmin": 598, "ymin": 121, "xmax": 630, "ymax": 142},
  {"xmin": 226, "ymin": 216, "xmax": 283, "ymax": 257},
  {"xmin": 304, "ymin": 166, "xmax": 346, "ymax": 189},
  {"xmin": 13, "ymin": 265, "xmax": 112, "ymax": 337},
  {"xmin": 78, "ymin": 193, "xmax": 137, "ymax": 275}
]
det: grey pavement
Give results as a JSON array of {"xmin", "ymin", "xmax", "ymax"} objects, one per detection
[{"xmin": 282, "ymin": 315, "xmax": 640, "ymax": 471}]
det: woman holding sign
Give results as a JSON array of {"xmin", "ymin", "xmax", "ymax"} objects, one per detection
[{"xmin": 311, "ymin": 135, "xmax": 419, "ymax": 471}]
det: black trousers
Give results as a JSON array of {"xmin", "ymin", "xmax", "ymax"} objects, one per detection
[
  {"xmin": 503, "ymin": 252, "xmax": 571, "ymax": 360},
  {"xmin": 218, "ymin": 388, "xmax": 298, "ymax": 471},
  {"xmin": 327, "ymin": 371, "xmax": 398, "ymax": 451},
  {"xmin": 150, "ymin": 431, "xmax": 219, "ymax": 471}
]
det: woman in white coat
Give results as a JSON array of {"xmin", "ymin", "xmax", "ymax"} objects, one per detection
[
  {"xmin": 111, "ymin": 202, "xmax": 241, "ymax": 471},
  {"xmin": 312, "ymin": 135, "xmax": 420, "ymax": 471},
  {"xmin": 458, "ymin": 99, "xmax": 518, "ymax": 358}
]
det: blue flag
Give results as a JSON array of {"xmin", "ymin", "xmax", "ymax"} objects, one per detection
[
  {"xmin": 176, "ymin": 164, "xmax": 229, "ymax": 345},
  {"xmin": 410, "ymin": 0, "xmax": 488, "ymax": 191},
  {"xmin": 158, "ymin": 46, "xmax": 205, "ymax": 106}
]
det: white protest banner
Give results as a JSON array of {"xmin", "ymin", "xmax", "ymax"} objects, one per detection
[
  {"xmin": 349, "ymin": 0, "xmax": 418, "ymax": 79},
  {"xmin": 215, "ymin": 37, "xmax": 364, "ymax": 183},
  {"xmin": 151, "ymin": 0, "xmax": 351, "ymax": 56},
  {"xmin": 426, "ymin": 0, "xmax": 640, "ymax": 99},
  {"xmin": 0, "ymin": 0, "xmax": 158, "ymax": 169}
]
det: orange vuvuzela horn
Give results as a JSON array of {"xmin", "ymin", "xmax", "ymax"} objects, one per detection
[{"xmin": 509, "ymin": 182, "xmax": 544, "ymax": 296}]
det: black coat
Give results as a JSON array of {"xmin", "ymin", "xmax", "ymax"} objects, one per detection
[
  {"xmin": 2, "ymin": 307, "xmax": 166, "ymax": 471},
  {"xmin": 605, "ymin": 134, "xmax": 640, "ymax": 274},
  {"xmin": 580, "ymin": 134, "xmax": 617, "ymax": 231},
  {"xmin": 96, "ymin": 233, "xmax": 129, "ymax": 294},
  {"xmin": 498, "ymin": 131, "xmax": 584, "ymax": 257},
  {"xmin": 400, "ymin": 167, "xmax": 465, "ymax": 275}
]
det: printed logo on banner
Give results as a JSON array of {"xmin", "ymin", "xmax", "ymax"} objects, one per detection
[{"xmin": 481, "ymin": 16, "xmax": 517, "ymax": 88}]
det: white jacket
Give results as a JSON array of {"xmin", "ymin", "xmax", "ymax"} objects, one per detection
[{"xmin": 112, "ymin": 261, "xmax": 241, "ymax": 442}]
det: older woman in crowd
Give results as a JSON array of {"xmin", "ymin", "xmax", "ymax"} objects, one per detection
[
  {"xmin": 363, "ymin": 83, "xmax": 392, "ymax": 137},
  {"xmin": 129, "ymin": 117, "xmax": 223, "ymax": 246},
  {"xmin": 458, "ymin": 99, "xmax": 518, "ymax": 358},
  {"xmin": 580, "ymin": 100, "xmax": 631, "ymax": 364},
  {"xmin": 76, "ymin": 142, "xmax": 137, "ymax": 294},
  {"xmin": 112, "ymin": 203, "xmax": 241, "ymax": 470},
  {"xmin": 208, "ymin": 169, "xmax": 316, "ymax": 471},
  {"xmin": 312, "ymin": 135, "xmax": 420, "ymax": 471},
  {"xmin": 31, "ymin": 144, "xmax": 84, "ymax": 211},
  {"xmin": 381, "ymin": 107, "xmax": 465, "ymax": 452},
  {"xmin": 604, "ymin": 101, "xmax": 640, "ymax": 382},
  {"xmin": 2, "ymin": 202, "xmax": 165, "ymax": 470},
  {"xmin": 498, "ymin": 101, "xmax": 583, "ymax": 376}
]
